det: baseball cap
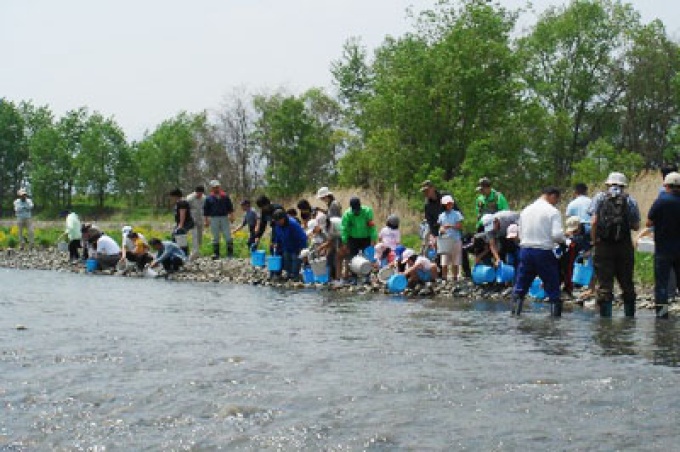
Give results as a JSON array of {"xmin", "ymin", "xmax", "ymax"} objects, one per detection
[
  {"xmin": 349, "ymin": 196, "xmax": 361, "ymax": 212},
  {"xmin": 441, "ymin": 195, "xmax": 454, "ymax": 205},
  {"xmin": 664, "ymin": 171, "xmax": 680, "ymax": 186},
  {"xmin": 401, "ymin": 248, "xmax": 416, "ymax": 264},
  {"xmin": 506, "ymin": 223, "xmax": 519, "ymax": 239},
  {"xmin": 209, "ymin": 179, "xmax": 221, "ymax": 188},
  {"xmin": 565, "ymin": 216, "xmax": 580, "ymax": 233}
]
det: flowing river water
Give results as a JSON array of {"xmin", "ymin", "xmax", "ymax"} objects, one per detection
[{"xmin": 2, "ymin": 268, "xmax": 680, "ymax": 450}]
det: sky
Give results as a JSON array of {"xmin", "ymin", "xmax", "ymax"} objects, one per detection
[{"xmin": 2, "ymin": 0, "xmax": 680, "ymax": 139}]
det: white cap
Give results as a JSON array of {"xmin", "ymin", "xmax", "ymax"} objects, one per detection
[
  {"xmin": 401, "ymin": 248, "xmax": 416, "ymax": 264},
  {"xmin": 481, "ymin": 214, "xmax": 495, "ymax": 233},
  {"xmin": 664, "ymin": 171, "xmax": 680, "ymax": 186},
  {"xmin": 306, "ymin": 219, "xmax": 318, "ymax": 234},
  {"xmin": 121, "ymin": 225, "xmax": 133, "ymax": 236},
  {"xmin": 506, "ymin": 223, "xmax": 519, "ymax": 239},
  {"xmin": 209, "ymin": 179, "xmax": 221, "ymax": 188},
  {"xmin": 565, "ymin": 216, "xmax": 580, "ymax": 233},
  {"xmin": 17, "ymin": 189, "xmax": 27, "ymax": 196},
  {"xmin": 316, "ymin": 187, "xmax": 333, "ymax": 198},
  {"xmin": 441, "ymin": 195, "xmax": 454, "ymax": 205},
  {"xmin": 605, "ymin": 172, "xmax": 628, "ymax": 187}
]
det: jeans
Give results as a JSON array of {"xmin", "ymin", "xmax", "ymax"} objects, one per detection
[
  {"xmin": 593, "ymin": 240, "xmax": 636, "ymax": 316},
  {"xmin": 655, "ymin": 253, "xmax": 680, "ymax": 305},
  {"xmin": 513, "ymin": 248, "xmax": 561, "ymax": 303}
]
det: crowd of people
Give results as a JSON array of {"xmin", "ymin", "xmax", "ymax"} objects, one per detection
[{"xmin": 11, "ymin": 166, "xmax": 680, "ymax": 318}]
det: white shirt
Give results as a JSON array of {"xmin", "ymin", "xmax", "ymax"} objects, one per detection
[
  {"xmin": 519, "ymin": 197, "xmax": 565, "ymax": 250},
  {"xmin": 411, "ymin": 255, "xmax": 433, "ymax": 272},
  {"xmin": 379, "ymin": 227, "xmax": 401, "ymax": 249},
  {"xmin": 96, "ymin": 235, "xmax": 121, "ymax": 256},
  {"xmin": 566, "ymin": 195, "xmax": 592, "ymax": 223}
]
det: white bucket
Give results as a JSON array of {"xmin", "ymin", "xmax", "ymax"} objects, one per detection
[
  {"xmin": 437, "ymin": 237, "xmax": 455, "ymax": 254},
  {"xmin": 637, "ymin": 237, "xmax": 655, "ymax": 254},
  {"xmin": 57, "ymin": 241, "xmax": 68, "ymax": 252},
  {"xmin": 350, "ymin": 255, "xmax": 372, "ymax": 276},
  {"xmin": 174, "ymin": 234, "xmax": 188, "ymax": 248},
  {"xmin": 310, "ymin": 257, "xmax": 328, "ymax": 277},
  {"xmin": 145, "ymin": 267, "xmax": 158, "ymax": 278},
  {"xmin": 377, "ymin": 266, "xmax": 396, "ymax": 283}
]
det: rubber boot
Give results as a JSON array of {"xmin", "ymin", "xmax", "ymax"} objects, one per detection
[
  {"xmin": 623, "ymin": 301, "xmax": 636, "ymax": 318},
  {"xmin": 599, "ymin": 299, "xmax": 613, "ymax": 317},
  {"xmin": 212, "ymin": 243, "xmax": 220, "ymax": 260},
  {"xmin": 512, "ymin": 295, "xmax": 524, "ymax": 316},
  {"xmin": 550, "ymin": 300, "xmax": 562, "ymax": 318},
  {"xmin": 656, "ymin": 303, "xmax": 669, "ymax": 319},
  {"xmin": 227, "ymin": 240, "xmax": 234, "ymax": 258}
]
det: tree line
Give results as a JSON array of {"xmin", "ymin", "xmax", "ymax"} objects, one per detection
[{"xmin": 1, "ymin": 0, "xmax": 679, "ymax": 216}]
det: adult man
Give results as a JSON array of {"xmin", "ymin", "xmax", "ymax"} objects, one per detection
[
  {"xmin": 475, "ymin": 177, "xmax": 509, "ymax": 226},
  {"xmin": 254, "ymin": 195, "xmax": 284, "ymax": 250},
  {"xmin": 316, "ymin": 187, "xmax": 342, "ymax": 218},
  {"xmin": 566, "ymin": 183, "xmax": 591, "ymax": 230},
  {"xmin": 272, "ymin": 208, "xmax": 308, "ymax": 280},
  {"xmin": 341, "ymin": 196, "xmax": 378, "ymax": 261},
  {"xmin": 646, "ymin": 172, "xmax": 680, "ymax": 318},
  {"xmin": 512, "ymin": 187, "xmax": 565, "ymax": 317},
  {"xmin": 13, "ymin": 189, "xmax": 34, "ymax": 249},
  {"xmin": 149, "ymin": 238, "xmax": 187, "ymax": 273},
  {"xmin": 185, "ymin": 185, "xmax": 206, "ymax": 260},
  {"xmin": 203, "ymin": 180, "xmax": 235, "ymax": 259},
  {"xmin": 589, "ymin": 172, "xmax": 641, "ymax": 317},
  {"xmin": 481, "ymin": 210, "xmax": 520, "ymax": 267},
  {"xmin": 168, "ymin": 188, "xmax": 194, "ymax": 255},
  {"xmin": 89, "ymin": 231, "xmax": 122, "ymax": 271}
]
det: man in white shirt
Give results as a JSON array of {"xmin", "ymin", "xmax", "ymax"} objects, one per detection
[
  {"xmin": 512, "ymin": 187, "xmax": 566, "ymax": 317},
  {"xmin": 90, "ymin": 232, "xmax": 122, "ymax": 270}
]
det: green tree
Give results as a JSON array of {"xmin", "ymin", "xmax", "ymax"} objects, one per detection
[
  {"xmin": 0, "ymin": 99, "xmax": 27, "ymax": 211},
  {"xmin": 572, "ymin": 138, "xmax": 644, "ymax": 185}
]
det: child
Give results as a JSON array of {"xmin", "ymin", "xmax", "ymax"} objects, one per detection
[
  {"xmin": 306, "ymin": 217, "xmax": 329, "ymax": 258},
  {"xmin": 563, "ymin": 215, "xmax": 592, "ymax": 297},
  {"xmin": 437, "ymin": 195, "xmax": 464, "ymax": 281},
  {"xmin": 401, "ymin": 248, "xmax": 438, "ymax": 288},
  {"xmin": 377, "ymin": 214, "xmax": 401, "ymax": 262},
  {"xmin": 232, "ymin": 200, "xmax": 259, "ymax": 249}
]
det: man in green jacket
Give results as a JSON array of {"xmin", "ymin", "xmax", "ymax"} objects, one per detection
[
  {"xmin": 341, "ymin": 196, "xmax": 378, "ymax": 259},
  {"xmin": 475, "ymin": 177, "xmax": 509, "ymax": 227}
]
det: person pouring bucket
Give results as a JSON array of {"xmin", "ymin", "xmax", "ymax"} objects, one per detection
[
  {"xmin": 168, "ymin": 189, "xmax": 194, "ymax": 255},
  {"xmin": 341, "ymin": 196, "xmax": 377, "ymax": 283}
]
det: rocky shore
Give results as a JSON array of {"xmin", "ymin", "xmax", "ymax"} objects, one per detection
[{"xmin": 0, "ymin": 247, "xmax": 671, "ymax": 313}]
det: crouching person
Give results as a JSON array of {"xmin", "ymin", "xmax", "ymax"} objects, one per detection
[
  {"xmin": 121, "ymin": 231, "xmax": 153, "ymax": 271},
  {"xmin": 90, "ymin": 231, "xmax": 122, "ymax": 271},
  {"xmin": 272, "ymin": 209, "xmax": 307, "ymax": 280},
  {"xmin": 401, "ymin": 248, "xmax": 438, "ymax": 288},
  {"xmin": 149, "ymin": 238, "xmax": 187, "ymax": 273}
]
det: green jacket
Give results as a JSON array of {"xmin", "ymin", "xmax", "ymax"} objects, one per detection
[
  {"xmin": 475, "ymin": 189, "xmax": 509, "ymax": 220},
  {"xmin": 341, "ymin": 206, "xmax": 378, "ymax": 243}
]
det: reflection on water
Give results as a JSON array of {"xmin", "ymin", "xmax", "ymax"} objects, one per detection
[{"xmin": 2, "ymin": 269, "xmax": 680, "ymax": 450}]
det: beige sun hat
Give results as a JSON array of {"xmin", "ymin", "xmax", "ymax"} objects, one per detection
[
  {"xmin": 316, "ymin": 187, "xmax": 333, "ymax": 199},
  {"xmin": 605, "ymin": 172, "xmax": 628, "ymax": 186}
]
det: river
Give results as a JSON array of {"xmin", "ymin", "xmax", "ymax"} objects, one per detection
[{"xmin": 2, "ymin": 269, "xmax": 680, "ymax": 450}]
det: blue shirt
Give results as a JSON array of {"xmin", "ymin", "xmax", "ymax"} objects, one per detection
[
  {"xmin": 241, "ymin": 209, "xmax": 259, "ymax": 236},
  {"xmin": 156, "ymin": 241, "xmax": 187, "ymax": 263},
  {"xmin": 648, "ymin": 191, "xmax": 680, "ymax": 255},
  {"xmin": 273, "ymin": 218, "xmax": 308, "ymax": 254},
  {"xmin": 566, "ymin": 195, "xmax": 592, "ymax": 224},
  {"xmin": 437, "ymin": 209, "xmax": 464, "ymax": 241}
]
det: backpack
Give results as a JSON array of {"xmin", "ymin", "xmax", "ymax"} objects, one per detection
[{"xmin": 596, "ymin": 193, "xmax": 629, "ymax": 243}]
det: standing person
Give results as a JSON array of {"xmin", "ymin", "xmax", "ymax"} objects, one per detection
[
  {"xmin": 296, "ymin": 199, "xmax": 313, "ymax": 229},
  {"xmin": 316, "ymin": 187, "xmax": 343, "ymax": 279},
  {"xmin": 253, "ymin": 195, "xmax": 284, "ymax": 250},
  {"xmin": 13, "ymin": 188, "xmax": 34, "ymax": 249},
  {"xmin": 341, "ymin": 196, "xmax": 378, "ymax": 262},
  {"xmin": 64, "ymin": 210, "xmax": 82, "ymax": 262},
  {"xmin": 511, "ymin": 187, "xmax": 566, "ymax": 317},
  {"xmin": 149, "ymin": 238, "xmax": 187, "ymax": 273},
  {"xmin": 232, "ymin": 199, "xmax": 259, "ymax": 249},
  {"xmin": 437, "ymin": 195, "xmax": 464, "ymax": 281},
  {"xmin": 271, "ymin": 208, "xmax": 307, "ymax": 280},
  {"xmin": 566, "ymin": 183, "xmax": 592, "ymax": 232},
  {"xmin": 646, "ymin": 172, "xmax": 680, "ymax": 318},
  {"xmin": 421, "ymin": 180, "xmax": 444, "ymax": 245},
  {"xmin": 475, "ymin": 177, "xmax": 509, "ymax": 226},
  {"xmin": 168, "ymin": 188, "xmax": 194, "ymax": 255},
  {"xmin": 185, "ymin": 185, "xmax": 206, "ymax": 260},
  {"xmin": 203, "ymin": 180, "xmax": 235, "ymax": 260},
  {"xmin": 589, "ymin": 172, "xmax": 641, "ymax": 317}
]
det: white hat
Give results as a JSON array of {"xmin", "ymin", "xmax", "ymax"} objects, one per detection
[
  {"xmin": 306, "ymin": 219, "xmax": 318, "ymax": 234},
  {"xmin": 121, "ymin": 225, "xmax": 133, "ymax": 236},
  {"xmin": 209, "ymin": 179, "xmax": 221, "ymax": 188},
  {"xmin": 664, "ymin": 171, "xmax": 680, "ymax": 186},
  {"xmin": 401, "ymin": 248, "xmax": 415, "ymax": 264},
  {"xmin": 481, "ymin": 214, "xmax": 495, "ymax": 233},
  {"xmin": 316, "ymin": 187, "xmax": 333, "ymax": 199},
  {"xmin": 17, "ymin": 189, "xmax": 27, "ymax": 196},
  {"xmin": 506, "ymin": 223, "xmax": 519, "ymax": 239},
  {"xmin": 565, "ymin": 216, "xmax": 580, "ymax": 234},
  {"xmin": 441, "ymin": 195, "xmax": 454, "ymax": 205},
  {"xmin": 605, "ymin": 172, "xmax": 628, "ymax": 187}
]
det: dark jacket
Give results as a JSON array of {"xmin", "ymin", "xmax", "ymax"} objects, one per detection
[
  {"xmin": 203, "ymin": 190, "xmax": 234, "ymax": 217},
  {"xmin": 256, "ymin": 203, "xmax": 284, "ymax": 239},
  {"xmin": 273, "ymin": 217, "xmax": 307, "ymax": 254}
]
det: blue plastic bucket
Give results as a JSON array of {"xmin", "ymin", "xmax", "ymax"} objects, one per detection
[
  {"xmin": 302, "ymin": 267, "xmax": 315, "ymax": 284},
  {"xmin": 496, "ymin": 262, "xmax": 515, "ymax": 283},
  {"xmin": 387, "ymin": 274, "xmax": 408, "ymax": 293},
  {"xmin": 395, "ymin": 245, "xmax": 406, "ymax": 260},
  {"xmin": 529, "ymin": 277, "xmax": 546, "ymax": 299},
  {"xmin": 267, "ymin": 255, "xmax": 282, "ymax": 272},
  {"xmin": 427, "ymin": 247, "xmax": 437, "ymax": 260},
  {"xmin": 251, "ymin": 250, "xmax": 266, "ymax": 267},
  {"xmin": 363, "ymin": 246, "xmax": 376, "ymax": 263},
  {"xmin": 472, "ymin": 265, "xmax": 496, "ymax": 284},
  {"xmin": 85, "ymin": 258, "xmax": 98, "ymax": 273},
  {"xmin": 572, "ymin": 258, "xmax": 593, "ymax": 286},
  {"xmin": 314, "ymin": 272, "xmax": 329, "ymax": 284}
]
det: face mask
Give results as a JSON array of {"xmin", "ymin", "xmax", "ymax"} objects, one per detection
[{"xmin": 608, "ymin": 185, "xmax": 622, "ymax": 196}]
